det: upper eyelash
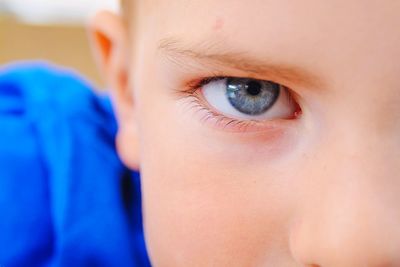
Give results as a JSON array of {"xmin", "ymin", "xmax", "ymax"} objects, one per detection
[{"xmin": 185, "ymin": 76, "xmax": 226, "ymax": 94}]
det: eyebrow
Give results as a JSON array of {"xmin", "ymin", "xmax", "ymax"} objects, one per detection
[{"xmin": 158, "ymin": 36, "xmax": 324, "ymax": 88}]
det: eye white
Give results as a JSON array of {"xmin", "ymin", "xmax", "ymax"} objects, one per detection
[{"xmin": 201, "ymin": 78, "xmax": 296, "ymax": 121}]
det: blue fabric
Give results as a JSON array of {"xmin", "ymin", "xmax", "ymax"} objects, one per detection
[{"xmin": 0, "ymin": 62, "xmax": 151, "ymax": 267}]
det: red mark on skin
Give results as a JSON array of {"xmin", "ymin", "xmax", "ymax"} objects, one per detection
[{"xmin": 213, "ymin": 17, "xmax": 224, "ymax": 31}]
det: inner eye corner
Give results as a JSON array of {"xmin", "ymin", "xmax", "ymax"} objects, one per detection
[{"xmin": 291, "ymin": 96, "xmax": 303, "ymax": 119}]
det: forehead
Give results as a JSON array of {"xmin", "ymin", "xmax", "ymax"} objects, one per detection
[
  {"xmin": 141, "ymin": 0, "xmax": 400, "ymax": 41},
  {"xmin": 134, "ymin": 0, "xmax": 400, "ymax": 90}
]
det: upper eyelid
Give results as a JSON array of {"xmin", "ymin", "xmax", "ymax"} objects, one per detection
[{"xmin": 158, "ymin": 36, "xmax": 325, "ymax": 90}]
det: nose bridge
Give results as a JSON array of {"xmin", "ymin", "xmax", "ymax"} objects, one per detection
[{"xmin": 290, "ymin": 124, "xmax": 400, "ymax": 266}]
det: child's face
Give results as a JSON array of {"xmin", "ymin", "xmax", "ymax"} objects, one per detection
[{"xmin": 90, "ymin": 1, "xmax": 400, "ymax": 266}]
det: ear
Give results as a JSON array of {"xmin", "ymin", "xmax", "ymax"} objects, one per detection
[{"xmin": 87, "ymin": 11, "xmax": 140, "ymax": 170}]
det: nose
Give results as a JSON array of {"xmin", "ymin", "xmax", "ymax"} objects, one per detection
[{"xmin": 289, "ymin": 135, "xmax": 400, "ymax": 267}]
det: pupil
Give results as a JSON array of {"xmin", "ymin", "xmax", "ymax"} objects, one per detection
[{"xmin": 246, "ymin": 81, "xmax": 262, "ymax": 96}]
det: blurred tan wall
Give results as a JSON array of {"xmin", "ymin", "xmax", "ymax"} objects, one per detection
[{"xmin": 0, "ymin": 17, "xmax": 103, "ymax": 88}]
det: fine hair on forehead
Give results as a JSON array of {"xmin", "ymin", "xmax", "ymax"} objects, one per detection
[
  {"xmin": 120, "ymin": 0, "xmax": 131, "ymax": 18},
  {"xmin": 120, "ymin": 0, "xmax": 130, "ymax": 27},
  {"xmin": 121, "ymin": 0, "xmax": 137, "ymax": 26},
  {"xmin": 121, "ymin": 0, "xmax": 127, "ymax": 13}
]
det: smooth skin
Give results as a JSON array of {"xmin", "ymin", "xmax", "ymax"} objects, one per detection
[{"xmin": 88, "ymin": 1, "xmax": 400, "ymax": 266}]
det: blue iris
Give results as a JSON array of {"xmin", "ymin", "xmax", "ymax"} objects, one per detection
[{"xmin": 225, "ymin": 78, "xmax": 280, "ymax": 115}]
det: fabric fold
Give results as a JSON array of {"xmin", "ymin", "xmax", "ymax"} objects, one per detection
[{"xmin": 0, "ymin": 61, "xmax": 150, "ymax": 267}]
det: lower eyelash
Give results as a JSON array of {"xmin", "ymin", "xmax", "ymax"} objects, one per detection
[{"xmin": 181, "ymin": 93, "xmax": 258, "ymax": 132}]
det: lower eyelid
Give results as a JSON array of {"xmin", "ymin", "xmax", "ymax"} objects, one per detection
[{"xmin": 182, "ymin": 93, "xmax": 297, "ymax": 134}]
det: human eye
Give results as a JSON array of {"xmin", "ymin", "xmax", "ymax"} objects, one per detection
[
  {"xmin": 203, "ymin": 77, "xmax": 298, "ymax": 120},
  {"xmin": 179, "ymin": 76, "xmax": 301, "ymax": 132}
]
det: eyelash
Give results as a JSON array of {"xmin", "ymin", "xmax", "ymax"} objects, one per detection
[
  {"xmin": 177, "ymin": 76, "xmax": 301, "ymax": 132},
  {"xmin": 185, "ymin": 93, "xmax": 258, "ymax": 132}
]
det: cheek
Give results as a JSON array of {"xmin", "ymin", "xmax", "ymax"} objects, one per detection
[{"xmin": 136, "ymin": 86, "xmax": 301, "ymax": 266}]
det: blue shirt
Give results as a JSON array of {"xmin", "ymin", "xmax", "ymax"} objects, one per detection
[{"xmin": 0, "ymin": 62, "xmax": 151, "ymax": 267}]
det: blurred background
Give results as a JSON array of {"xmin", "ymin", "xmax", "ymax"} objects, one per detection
[{"xmin": 0, "ymin": 0, "xmax": 119, "ymax": 87}]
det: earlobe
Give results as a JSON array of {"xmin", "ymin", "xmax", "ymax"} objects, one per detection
[
  {"xmin": 117, "ymin": 129, "xmax": 141, "ymax": 171},
  {"xmin": 87, "ymin": 11, "xmax": 141, "ymax": 170}
]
